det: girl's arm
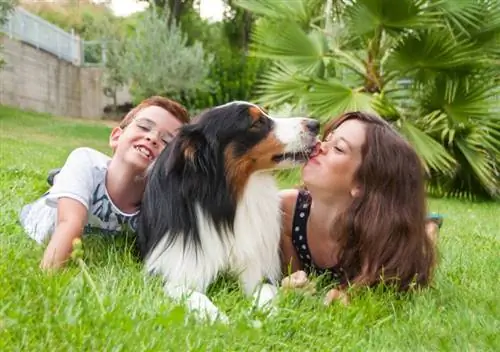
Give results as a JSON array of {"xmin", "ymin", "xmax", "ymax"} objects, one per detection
[{"xmin": 40, "ymin": 197, "xmax": 87, "ymax": 270}]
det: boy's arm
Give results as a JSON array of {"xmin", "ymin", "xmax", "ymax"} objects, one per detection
[
  {"xmin": 41, "ymin": 197, "xmax": 88, "ymax": 270},
  {"xmin": 38, "ymin": 147, "xmax": 105, "ymax": 269}
]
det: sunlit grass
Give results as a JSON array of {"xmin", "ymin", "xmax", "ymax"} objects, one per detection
[{"xmin": 1, "ymin": 105, "xmax": 499, "ymax": 351}]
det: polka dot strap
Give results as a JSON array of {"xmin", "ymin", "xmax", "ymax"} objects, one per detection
[{"xmin": 291, "ymin": 190, "xmax": 314, "ymax": 269}]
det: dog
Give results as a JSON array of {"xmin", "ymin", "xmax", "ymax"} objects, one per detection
[{"xmin": 136, "ymin": 101, "xmax": 319, "ymax": 323}]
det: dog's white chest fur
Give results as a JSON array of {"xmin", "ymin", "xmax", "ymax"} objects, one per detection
[{"xmin": 145, "ymin": 173, "xmax": 282, "ymax": 295}]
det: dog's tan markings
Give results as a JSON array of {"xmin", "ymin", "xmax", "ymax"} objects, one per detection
[
  {"xmin": 182, "ymin": 140, "xmax": 196, "ymax": 162},
  {"xmin": 224, "ymin": 135, "xmax": 286, "ymax": 200},
  {"xmin": 247, "ymin": 135, "xmax": 285, "ymax": 170},
  {"xmin": 248, "ymin": 106, "xmax": 262, "ymax": 123},
  {"xmin": 224, "ymin": 146, "xmax": 253, "ymax": 201}
]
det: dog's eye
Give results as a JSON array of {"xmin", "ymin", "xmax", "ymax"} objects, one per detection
[{"xmin": 251, "ymin": 118, "xmax": 265, "ymax": 129}]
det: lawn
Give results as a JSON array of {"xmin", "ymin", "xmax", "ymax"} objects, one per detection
[{"xmin": 1, "ymin": 105, "xmax": 499, "ymax": 351}]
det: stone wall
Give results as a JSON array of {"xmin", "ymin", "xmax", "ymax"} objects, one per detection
[{"xmin": 0, "ymin": 36, "xmax": 131, "ymax": 119}]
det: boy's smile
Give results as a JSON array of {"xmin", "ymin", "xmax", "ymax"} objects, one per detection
[{"xmin": 134, "ymin": 145, "xmax": 154, "ymax": 161}]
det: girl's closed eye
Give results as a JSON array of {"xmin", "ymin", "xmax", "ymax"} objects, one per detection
[{"xmin": 334, "ymin": 145, "xmax": 344, "ymax": 153}]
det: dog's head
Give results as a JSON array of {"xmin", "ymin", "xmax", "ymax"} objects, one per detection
[{"xmin": 171, "ymin": 101, "xmax": 319, "ymax": 177}]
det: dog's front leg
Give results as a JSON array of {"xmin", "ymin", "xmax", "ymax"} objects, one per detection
[
  {"xmin": 163, "ymin": 282, "xmax": 229, "ymax": 324},
  {"xmin": 239, "ymin": 269, "xmax": 279, "ymax": 315}
]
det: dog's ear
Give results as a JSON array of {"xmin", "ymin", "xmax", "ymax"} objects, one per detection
[{"xmin": 171, "ymin": 124, "xmax": 215, "ymax": 175}]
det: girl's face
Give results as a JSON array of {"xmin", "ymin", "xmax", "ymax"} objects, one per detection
[{"xmin": 302, "ymin": 119, "xmax": 366, "ymax": 199}]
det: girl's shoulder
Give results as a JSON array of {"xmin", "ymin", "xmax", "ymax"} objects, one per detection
[{"xmin": 279, "ymin": 188, "xmax": 300, "ymax": 215}]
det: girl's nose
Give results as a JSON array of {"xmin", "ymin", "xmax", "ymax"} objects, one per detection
[{"xmin": 319, "ymin": 141, "xmax": 328, "ymax": 154}]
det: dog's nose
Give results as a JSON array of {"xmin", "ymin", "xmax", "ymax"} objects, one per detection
[{"xmin": 305, "ymin": 119, "xmax": 320, "ymax": 135}]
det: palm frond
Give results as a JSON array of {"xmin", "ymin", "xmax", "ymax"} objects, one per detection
[
  {"xmin": 418, "ymin": 74, "xmax": 500, "ymax": 123},
  {"xmin": 234, "ymin": 0, "xmax": 314, "ymax": 27},
  {"xmin": 328, "ymin": 49, "xmax": 368, "ymax": 82},
  {"xmin": 370, "ymin": 92, "xmax": 402, "ymax": 122},
  {"xmin": 385, "ymin": 29, "xmax": 486, "ymax": 77},
  {"xmin": 343, "ymin": 0, "xmax": 442, "ymax": 38},
  {"xmin": 455, "ymin": 138, "xmax": 500, "ymax": 198},
  {"xmin": 434, "ymin": 0, "xmax": 485, "ymax": 35},
  {"xmin": 301, "ymin": 78, "xmax": 375, "ymax": 122},
  {"xmin": 250, "ymin": 19, "xmax": 327, "ymax": 76},
  {"xmin": 254, "ymin": 62, "xmax": 311, "ymax": 107},
  {"xmin": 398, "ymin": 118, "xmax": 457, "ymax": 175}
]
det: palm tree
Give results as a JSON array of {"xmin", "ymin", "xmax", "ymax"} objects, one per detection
[{"xmin": 235, "ymin": 0, "xmax": 500, "ymax": 200}]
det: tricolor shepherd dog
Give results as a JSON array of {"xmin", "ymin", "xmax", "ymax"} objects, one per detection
[{"xmin": 136, "ymin": 101, "xmax": 319, "ymax": 323}]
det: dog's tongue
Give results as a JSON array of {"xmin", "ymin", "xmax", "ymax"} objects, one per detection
[{"xmin": 309, "ymin": 141, "xmax": 321, "ymax": 158}]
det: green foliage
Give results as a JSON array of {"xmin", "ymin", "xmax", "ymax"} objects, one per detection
[
  {"xmin": 92, "ymin": 18, "xmax": 128, "ymax": 110},
  {"xmin": 173, "ymin": 0, "xmax": 270, "ymax": 113},
  {"xmin": 236, "ymin": 0, "xmax": 500, "ymax": 200},
  {"xmin": 20, "ymin": 1, "xmax": 135, "ymax": 66},
  {"xmin": 119, "ymin": 7, "xmax": 211, "ymax": 104},
  {"xmin": 0, "ymin": 0, "xmax": 17, "ymax": 69},
  {"xmin": 178, "ymin": 41, "xmax": 270, "ymax": 114},
  {"xmin": 21, "ymin": 1, "xmax": 119, "ymax": 40},
  {"xmin": 0, "ymin": 0, "xmax": 16, "ymax": 26}
]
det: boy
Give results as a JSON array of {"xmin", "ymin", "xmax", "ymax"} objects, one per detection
[{"xmin": 19, "ymin": 96, "xmax": 189, "ymax": 270}]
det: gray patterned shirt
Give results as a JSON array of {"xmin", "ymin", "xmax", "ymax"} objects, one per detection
[{"xmin": 20, "ymin": 147, "xmax": 139, "ymax": 244}]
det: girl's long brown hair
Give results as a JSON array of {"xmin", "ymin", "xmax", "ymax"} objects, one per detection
[{"xmin": 323, "ymin": 112, "xmax": 436, "ymax": 291}]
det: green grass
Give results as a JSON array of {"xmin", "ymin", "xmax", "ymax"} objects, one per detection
[{"xmin": 1, "ymin": 104, "xmax": 499, "ymax": 351}]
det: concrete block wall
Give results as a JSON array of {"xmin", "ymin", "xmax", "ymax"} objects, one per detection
[{"xmin": 0, "ymin": 36, "xmax": 131, "ymax": 119}]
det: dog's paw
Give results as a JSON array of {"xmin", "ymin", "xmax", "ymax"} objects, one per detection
[
  {"xmin": 186, "ymin": 291, "xmax": 230, "ymax": 325},
  {"xmin": 248, "ymin": 283, "xmax": 279, "ymax": 322},
  {"xmin": 252, "ymin": 283, "xmax": 278, "ymax": 309}
]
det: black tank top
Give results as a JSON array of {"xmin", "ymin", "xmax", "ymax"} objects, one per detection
[{"xmin": 291, "ymin": 190, "xmax": 344, "ymax": 282}]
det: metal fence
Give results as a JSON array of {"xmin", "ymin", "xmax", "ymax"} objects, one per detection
[{"xmin": 1, "ymin": 7, "xmax": 105, "ymax": 66}]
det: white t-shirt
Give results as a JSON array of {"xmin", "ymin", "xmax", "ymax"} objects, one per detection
[{"xmin": 19, "ymin": 147, "xmax": 140, "ymax": 244}]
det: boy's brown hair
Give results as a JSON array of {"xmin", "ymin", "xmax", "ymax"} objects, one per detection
[{"xmin": 119, "ymin": 96, "xmax": 189, "ymax": 128}]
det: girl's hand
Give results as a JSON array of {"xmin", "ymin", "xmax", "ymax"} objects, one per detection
[
  {"xmin": 323, "ymin": 288, "xmax": 349, "ymax": 306},
  {"xmin": 281, "ymin": 270, "xmax": 316, "ymax": 295}
]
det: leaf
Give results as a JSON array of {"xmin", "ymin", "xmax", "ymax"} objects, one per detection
[
  {"xmin": 234, "ymin": 0, "xmax": 313, "ymax": 27},
  {"xmin": 328, "ymin": 49, "xmax": 368, "ymax": 82},
  {"xmin": 419, "ymin": 74, "xmax": 500, "ymax": 123},
  {"xmin": 370, "ymin": 92, "xmax": 401, "ymax": 122},
  {"xmin": 455, "ymin": 138, "xmax": 500, "ymax": 197},
  {"xmin": 250, "ymin": 19, "xmax": 327, "ymax": 75},
  {"xmin": 343, "ymin": 0, "xmax": 443, "ymax": 38},
  {"xmin": 398, "ymin": 118, "xmax": 457, "ymax": 175},
  {"xmin": 385, "ymin": 29, "xmax": 485, "ymax": 76},
  {"xmin": 436, "ymin": 0, "xmax": 500, "ymax": 37},
  {"xmin": 254, "ymin": 63, "xmax": 311, "ymax": 107},
  {"xmin": 301, "ymin": 78, "xmax": 375, "ymax": 122}
]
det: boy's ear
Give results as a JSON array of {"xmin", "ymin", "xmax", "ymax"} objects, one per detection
[{"xmin": 109, "ymin": 127, "xmax": 123, "ymax": 149}]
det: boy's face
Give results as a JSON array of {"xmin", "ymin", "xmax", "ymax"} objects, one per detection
[{"xmin": 109, "ymin": 106, "xmax": 184, "ymax": 172}]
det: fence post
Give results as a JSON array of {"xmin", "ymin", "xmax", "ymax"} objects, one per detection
[
  {"xmin": 71, "ymin": 29, "xmax": 79, "ymax": 66},
  {"xmin": 75, "ymin": 34, "xmax": 82, "ymax": 66},
  {"xmin": 101, "ymin": 41, "xmax": 107, "ymax": 65}
]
